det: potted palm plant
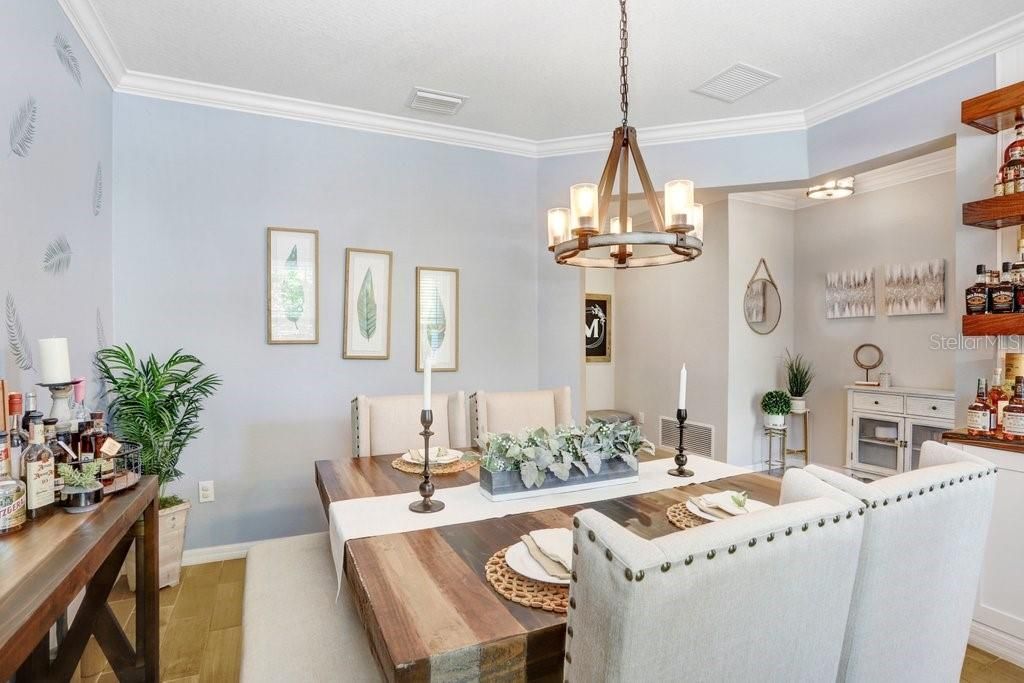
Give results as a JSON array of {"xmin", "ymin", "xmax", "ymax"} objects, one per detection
[
  {"xmin": 761, "ymin": 390, "xmax": 792, "ymax": 428},
  {"xmin": 784, "ymin": 350, "xmax": 814, "ymax": 413},
  {"xmin": 96, "ymin": 344, "xmax": 221, "ymax": 589}
]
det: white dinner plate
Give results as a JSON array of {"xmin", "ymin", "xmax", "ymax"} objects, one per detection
[
  {"xmin": 402, "ymin": 447, "xmax": 463, "ymax": 465},
  {"xmin": 504, "ymin": 541, "xmax": 571, "ymax": 586}
]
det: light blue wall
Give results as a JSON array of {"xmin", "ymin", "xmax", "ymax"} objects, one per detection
[
  {"xmin": 113, "ymin": 95, "xmax": 539, "ymax": 548},
  {"xmin": 1, "ymin": 0, "xmax": 112, "ymax": 405}
]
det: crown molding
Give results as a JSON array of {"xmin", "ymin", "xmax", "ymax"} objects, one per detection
[
  {"xmin": 534, "ymin": 110, "xmax": 807, "ymax": 157},
  {"xmin": 56, "ymin": 0, "xmax": 125, "ymax": 87},
  {"xmin": 116, "ymin": 71, "xmax": 539, "ymax": 157},
  {"xmin": 805, "ymin": 11, "xmax": 1024, "ymax": 127},
  {"xmin": 57, "ymin": 0, "xmax": 1024, "ymax": 158},
  {"xmin": 730, "ymin": 191, "xmax": 798, "ymax": 211}
]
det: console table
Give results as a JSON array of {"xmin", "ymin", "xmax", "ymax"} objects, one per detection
[{"xmin": 0, "ymin": 475, "xmax": 159, "ymax": 682}]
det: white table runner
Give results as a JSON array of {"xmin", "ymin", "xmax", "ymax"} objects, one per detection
[{"xmin": 328, "ymin": 455, "xmax": 751, "ymax": 587}]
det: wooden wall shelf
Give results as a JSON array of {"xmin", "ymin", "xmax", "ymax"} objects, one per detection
[
  {"xmin": 962, "ymin": 313, "xmax": 1024, "ymax": 336},
  {"xmin": 962, "ymin": 194, "xmax": 1024, "ymax": 229},
  {"xmin": 962, "ymin": 80, "xmax": 1024, "ymax": 134}
]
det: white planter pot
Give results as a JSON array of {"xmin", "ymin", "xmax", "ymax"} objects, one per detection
[
  {"xmin": 126, "ymin": 500, "xmax": 191, "ymax": 591},
  {"xmin": 764, "ymin": 412, "xmax": 786, "ymax": 428},
  {"xmin": 791, "ymin": 397, "xmax": 807, "ymax": 413}
]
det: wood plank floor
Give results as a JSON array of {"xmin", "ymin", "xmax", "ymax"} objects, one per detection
[{"xmin": 74, "ymin": 558, "xmax": 1021, "ymax": 681}]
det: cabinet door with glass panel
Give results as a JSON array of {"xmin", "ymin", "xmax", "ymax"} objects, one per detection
[
  {"xmin": 905, "ymin": 418, "xmax": 950, "ymax": 471},
  {"xmin": 850, "ymin": 413, "xmax": 905, "ymax": 475}
]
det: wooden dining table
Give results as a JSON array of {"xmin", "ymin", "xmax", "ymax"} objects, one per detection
[{"xmin": 315, "ymin": 450, "xmax": 782, "ymax": 682}]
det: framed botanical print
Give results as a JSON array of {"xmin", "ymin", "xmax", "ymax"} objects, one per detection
[
  {"xmin": 585, "ymin": 294, "xmax": 611, "ymax": 363},
  {"xmin": 343, "ymin": 248, "xmax": 393, "ymax": 359},
  {"xmin": 266, "ymin": 227, "xmax": 319, "ymax": 344},
  {"xmin": 415, "ymin": 267, "xmax": 459, "ymax": 372}
]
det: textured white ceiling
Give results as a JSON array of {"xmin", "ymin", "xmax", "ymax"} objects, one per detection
[{"xmin": 91, "ymin": 0, "xmax": 1024, "ymax": 139}]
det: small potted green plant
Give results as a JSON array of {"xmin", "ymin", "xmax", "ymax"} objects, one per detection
[
  {"xmin": 784, "ymin": 350, "xmax": 814, "ymax": 413},
  {"xmin": 761, "ymin": 390, "xmax": 792, "ymax": 428},
  {"xmin": 58, "ymin": 461, "xmax": 103, "ymax": 513},
  {"xmin": 96, "ymin": 344, "xmax": 221, "ymax": 589}
]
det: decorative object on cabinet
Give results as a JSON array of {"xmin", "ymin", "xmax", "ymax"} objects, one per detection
[
  {"xmin": 884, "ymin": 259, "xmax": 945, "ymax": 315},
  {"xmin": 845, "ymin": 385, "xmax": 953, "ymax": 475},
  {"xmin": 95, "ymin": 344, "xmax": 221, "ymax": 589},
  {"xmin": 853, "ymin": 343, "xmax": 884, "ymax": 384},
  {"xmin": 266, "ymin": 227, "xmax": 319, "ymax": 344},
  {"xmin": 584, "ymin": 293, "xmax": 611, "ymax": 362},
  {"xmin": 760, "ymin": 390, "xmax": 791, "ymax": 428},
  {"xmin": 544, "ymin": 0, "xmax": 702, "ymax": 269},
  {"xmin": 343, "ymin": 248, "xmax": 393, "ymax": 360},
  {"xmin": 744, "ymin": 258, "xmax": 782, "ymax": 334},
  {"xmin": 826, "ymin": 269, "xmax": 875, "ymax": 319},
  {"xmin": 415, "ymin": 267, "xmax": 459, "ymax": 372},
  {"xmin": 784, "ymin": 349, "xmax": 814, "ymax": 412}
]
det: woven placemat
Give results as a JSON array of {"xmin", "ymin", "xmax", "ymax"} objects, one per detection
[
  {"xmin": 485, "ymin": 547, "xmax": 569, "ymax": 614},
  {"xmin": 666, "ymin": 499, "xmax": 713, "ymax": 530},
  {"xmin": 390, "ymin": 457, "xmax": 476, "ymax": 476}
]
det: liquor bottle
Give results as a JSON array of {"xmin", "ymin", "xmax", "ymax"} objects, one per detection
[
  {"xmin": 7, "ymin": 393, "xmax": 24, "ymax": 479},
  {"xmin": 20, "ymin": 415, "xmax": 54, "ymax": 520},
  {"xmin": 989, "ymin": 367, "xmax": 1009, "ymax": 431},
  {"xmin": 0, "ymin": 429, "xmax": 9, "ymax": 478},
  {"xmin": 967, "ymin": 378, "xmax": 992, "ymax": 436},
  {"xmin": 1003, "ymin": 377, "xmax": 1024, "ymax": 440},
  {"xmin": 966, "ymin": 265, "xmax": 989, "ymax": 315},
  {"xmin": 995, "ymin": 167, "xmax": 1005, "ymax": 197},
  {"xmin": 70, "ymin": 377, "xmax": 90, "ymax": 455},
  {"xmin": 21, "ymin": 392, "xmax": 42, "ymax": 434},
  {"xmin": 80, "ymin": 412, "xmax": 108, "ymax": 464},
  {"xmin": 0, "ymin": 433, "xmax": 26, "ymax": 534},
  {"xmin": 1007, "ymin": 112, "xmax": 1024, "ymax": 189},
  {"xmin": 43, "ymin": 418, "xmax": 65, "ymax": 496},
  {"xmin": 989, "ymin": 262, "xmax": 1015, "ymax": 314}
]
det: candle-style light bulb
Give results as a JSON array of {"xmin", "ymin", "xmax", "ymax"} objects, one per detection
[
  {"xmin": 664, "ymin": 179, "xmax": 694, "ymax": 230},
  {"xmin": 570, "ymin": 183, "xmax": 599, "ymax": 233},
  {"xmin": 609, "ymin": 216, "xmax": 633, "ymax": 257},
  {"xmin": 547, "ymin": 207, "xmax": 570, "ymax": 247}
]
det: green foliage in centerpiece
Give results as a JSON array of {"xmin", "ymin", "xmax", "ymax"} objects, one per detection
[
  {"xmin": 59, "ymin": 461, "xmax": 101, "ymax": 490},
  {"xmin": 474, "ymin": 421, "xmax": 654, "ymax": 489}
]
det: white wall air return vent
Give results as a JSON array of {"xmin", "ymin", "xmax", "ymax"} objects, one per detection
[
  {"xmin": 692, "ymin": 63, "xmax": 780, "ymax": 103},
  {"xmin": 407, "ymin": 87, "xmax": 468, "ymax": 115},
  {"xmin": 659, "ymin": 416, "xmax": 714, "ymax": 458}
]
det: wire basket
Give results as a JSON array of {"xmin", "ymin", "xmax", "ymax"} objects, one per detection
[{"xmin": 101, "ymin": 440, "xmax": 143, "ymax": 495}]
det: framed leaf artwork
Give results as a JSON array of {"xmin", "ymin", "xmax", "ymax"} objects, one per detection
[
  {"xmin": 343, "ymin": 248, "xmax": 393, "ymax": 359},
  {"xmin": 266, "ymin": 227, "xmax": 319, "ymax": 344},
  {"xmin": 415, "ymin": 267, "xmax": 459, "ymax": 372}
]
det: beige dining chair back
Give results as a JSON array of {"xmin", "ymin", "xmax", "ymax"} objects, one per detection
[
  {"xmin": 469, "ymin": 387, "xmax": 572, "ymax": 441},
  {"xmin": 351, "ymin": 392, "xmax": 468, "ymax": 457}
]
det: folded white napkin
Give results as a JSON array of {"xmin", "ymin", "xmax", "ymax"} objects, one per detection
[
  {"xmin": 528, "ymin": 528, "xmax": 573, "ymax": 570},
  {"xmin": 698, "ymin": 490, "xmax": 770, "ymax": 516},
  {"xmin": 404, "ymin": 446, "xmax": 460, "ymax": 465}
]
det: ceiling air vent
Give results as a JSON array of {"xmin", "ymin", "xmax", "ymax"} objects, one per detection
[
  {"xmin": 692, "ymin": 63, "xmax": 780, "ymax": 103},
  {"xmin": 659, "ymin": 416, "xmax": 714, "ymax": 459},
  {"xmin": 407, "ymin": 87, "xmax": 468, "ymax": 115}
]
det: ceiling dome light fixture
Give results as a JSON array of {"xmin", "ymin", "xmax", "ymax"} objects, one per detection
[
  {"xmin": 546, "ymin": 0, "xmax": 702, "ymax": 269},
  {"xmin": 806, "ymin": 177, "xmax": 855, "ymax": 200}
]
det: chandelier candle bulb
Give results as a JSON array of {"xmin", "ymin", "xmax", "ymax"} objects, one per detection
[
  {"xmin": 38, "ymin": 338, "xmax": 71, "ymax": 385},
  {"xmin": 665, "ymin": 180, "xmax": 695, "ymax": 229},
  {"xmin": 547, "ymin": 208, "xmax": 570, "ymax": 248},
  {"xmin": 609, "ymin": 217, "xmax": 633, "ymax": 256},
  {"xmin": 690, "ymin": 204, "xmax": 705, "ymax": 241},
  {"xmin": 570, "ymin": 183, "xmax": 598, "ymax": 233}
]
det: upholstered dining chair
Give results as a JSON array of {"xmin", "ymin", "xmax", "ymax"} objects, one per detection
[
  {"xmin": 469, "ymin": 386, "xmax": 572, "ymax": 441},
  {"xmin": 566, "ymin": 469, "xmax": 865, "ymax": 683},
  {"xmin": 350, "ymin": 392, "xmax": 468, "ymax": 457},
  {"xmin": 801, "ymin": 442, "xmax": 997, "ymax": 683}
]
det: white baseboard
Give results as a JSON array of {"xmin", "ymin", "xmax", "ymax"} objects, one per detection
[
  {"xmin": 970, "ymin": 620, "xmax": 1024, "ymax": 668},
  {"xmin": 181, "ymin": 541, "xmax": 254, "ymax": 566}
]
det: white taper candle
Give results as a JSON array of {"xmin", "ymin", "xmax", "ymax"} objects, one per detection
[
  {"xmin": 423, "ymin": 351, "xmax": 432, "ymax": 411},
  {"xmin": 678, "ymin": 364, "xmax": 687, "ymax": 411}
]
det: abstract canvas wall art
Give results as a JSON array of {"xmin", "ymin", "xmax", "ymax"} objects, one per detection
[
  {"xmin": 825, "ymin": 269, "xmax": 875, "ymax": 319},
  {"xmin": 884, "ymin": 259, "xmax": 945, "ymax": 316}
]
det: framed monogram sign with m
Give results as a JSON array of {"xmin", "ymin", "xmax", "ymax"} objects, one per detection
[{"xmin": 585, "ymin": 294, "xmax": 611, "ymax": 363}]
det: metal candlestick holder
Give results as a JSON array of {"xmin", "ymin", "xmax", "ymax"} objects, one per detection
[
  {"xmin": 667, "ymin": 408, "xmax": 694, "ymax": 478},
  {"xmin": 409, "ymin": 409, "xmax": 445, "ymax": 513}
]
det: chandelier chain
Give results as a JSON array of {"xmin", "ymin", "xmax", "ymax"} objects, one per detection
[{"xmin": 619, "ymin": 0, "xmax": 629, "ymax": 127}]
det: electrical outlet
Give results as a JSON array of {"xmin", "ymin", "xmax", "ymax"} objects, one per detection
[
  {"xmin": 637, "ymin": 411, "xmax": 645, "ymax": 425},
  {"xmin": 198, "ymin": 480, "xmax": 215, "ymax": 503}
]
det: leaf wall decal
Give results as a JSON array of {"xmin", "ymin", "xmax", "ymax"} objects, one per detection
[
  {"xmin": 93, "ymin": 162, "xmax": 103, "ymax": 216},
  {"xmin": 282, "ymin": 245, "xmax": 304, "ymax": 329},
  {"xmin": 96, "ymin": 308, "xmax": 107, "ymax": 348},
  {"xmin": 357, "ymin": 268, "xmax": 377, "ymax": 341},
  {"xmin": 42, "ymin": 235, "xmax": 72, "ymax": 275},
  {"xmin": 5, "ymin": 293, "xmax": 34, "ymax": 371},
  {"xmin": 54, "ymin": 33, "xmax": 82, "ymax": 86},
  {"xmin": 9, "ymin": 96, "xmax": 37, "ymax": 158}
]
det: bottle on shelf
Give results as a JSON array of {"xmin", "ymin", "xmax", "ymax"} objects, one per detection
[
  {"xmin": 0, "ymin": 429, "xmax": 9, "ymax": 478},
  {"xmin": 995, "ymin": 166, "xmax": 1005, "ymax": 197},
  {"xmin": 80, "ymin": 412, "xmax": 108, "ymax": 468},
  {"xmin": 1004, "ymin": 113, "xmax": 1024, "ymax": 194},
  {"xmin": 20, "ymin": 392, "xmax": 42, "ymax": 435},
  {"xmin": 967, "ymin": 379, "xmax": 992, "ymax": 436},
  {"xmin": 7, "ymin": 393, "xmax": 24, "ymax": 480},
  {"xmin": 989, "ymin": 262, "xmax": 1015, "ymax": 314},
  {"xmin": 70, "ymin": 377, "xmax": 90, "ymax": 454},
  {"xmin": 966, "ymin": 264, "xmax": 989, "ymax": 315},
  {"xmin": 0, "ymin": 432, "xmax": 27, "ymax": 535},
  {"xmin": 989, "ymin": 367, "xmax": 1009, "ymax": 432},
  {"xmin": 20, "ymin": 415, "xmax": 54, "ymax": 520},
  {"xmin": 43, "ymin": 418, "xmax": 64, "ymax": 497},
  {"xmin": 1003, "ymin": 376, "xmax": 1024, "ymax": 441}
]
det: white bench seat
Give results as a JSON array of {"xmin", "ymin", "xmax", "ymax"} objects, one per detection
[{"xmin": 241, "ymin": 532, "xmax": 381, "ymax": 682}]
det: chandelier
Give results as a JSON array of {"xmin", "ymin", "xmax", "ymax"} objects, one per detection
[{"xmin": 547, "ymin": 0, "xmax": 703, "ymax": 268}]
